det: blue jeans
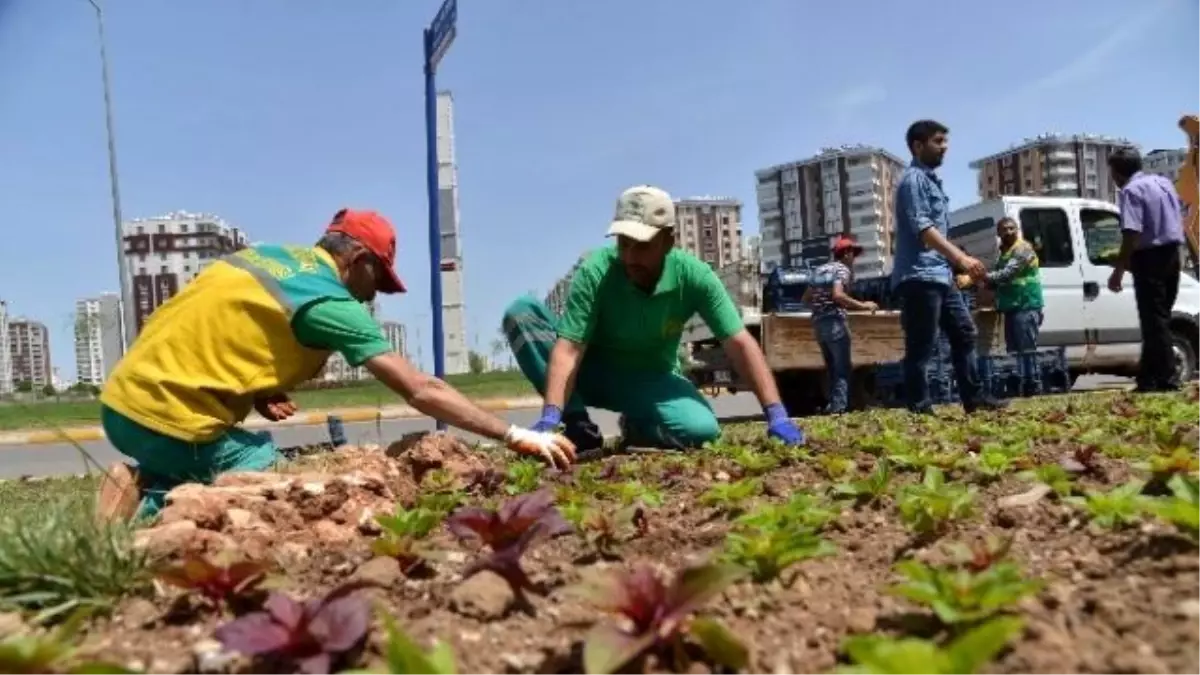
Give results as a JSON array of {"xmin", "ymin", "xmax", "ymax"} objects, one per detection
[
  {"xmin": 814, "ymin": 314, "xmax": 852, "ymax": 413},
  {"xmin": 898, "ymin": 281, "xmax": 983, "ymax": 411},
  {"xmin": 1004, "ymin": 309, "xmax": 1043, "ymax": 393}
]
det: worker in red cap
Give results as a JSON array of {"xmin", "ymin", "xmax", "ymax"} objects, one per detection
[
  {"xmin": 97, "ymin": 209, "xmax": 575, "ymax": 522},
  {"xmin": 802, "ymin": 236, "xmax": 878, "ymax": 413}
]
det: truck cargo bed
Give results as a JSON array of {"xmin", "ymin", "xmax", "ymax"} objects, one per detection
[{"xmin": 761, "ymin": 309, "xmax": 1005, "ymax": 371}]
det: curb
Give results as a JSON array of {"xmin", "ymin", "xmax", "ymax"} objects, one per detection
[{"xmin": 0, "ymin": 396, "xmax": 544, "ymax": 448}]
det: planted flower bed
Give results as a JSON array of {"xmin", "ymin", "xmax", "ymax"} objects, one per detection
[{"xmin": 0, "ymin": 388, "xmax": 1197, "ymax": 674}]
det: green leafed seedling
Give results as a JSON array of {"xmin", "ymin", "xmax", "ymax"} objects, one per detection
[
  {"xmin": 838, "ymin": 615, "xmax": 1024, "ymax": 674},
  {"xmin": 896, "ymin": 467, "xmax": 976, "ymax": 535},
  {"xmin": 1144, "ymin": 474, "xmax": 1199, "ymax": 540},
  {"xmin": 722, "ymin": 526, "xmax": 836, "ymax": 585},
  {"xmin": 888, "ymin": 555, "xmax": 1042, "ymax": 625},
  {"xmin": 1065, "ymin": 480, "xmax": 1148, "ymax": 529},
  {"xmin": 699, "ymin": 478, "xmax": 761, "ymax": 516},
  {"xmin": 833, "ymin": 458, "xmax": 893, "ymax": 505}
]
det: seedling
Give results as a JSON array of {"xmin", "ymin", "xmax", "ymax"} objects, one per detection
[
  {"xmin": 415, "ymin": 490, "xmax": 466, "ymax": 518},
  {"xmin": 355, "ymin": 614, "xmax": 457, "ymax": 674},
  {"xmin": 579, "ymin": 505, "xmax": 648, "ymax": 559},
  {"xmin": 971, "ymin": 443, "xmax": 1021, "ymax": 481},
  {"xmin": 1144, "ymin": 474, "xmax": 1199, "ymax": 539},
  {"xmin": 722, "ymin": 526, "xmax": 836, "ymax": 585},
  {"xmin": 1018, "ymin": 463, "xmax": 1075, "ymax": 497},
  {"xmin": 608, "ymin": 481, "xmax": 664, "ymax": 508},
  {"xmin": 375, "ymin": 505, "xmax": 441, "ymax": 541},
  {"xmin": 838, "ymin": 616, "xmax": 1024, "ymax": 674},
  {"xmin": 446, "ymin": 489, "xmax": 572, "ymax": 595},
  {"xmin": 1065, "ymin": 480, "xmax": 1148, "ymax": 529},
  {"xmin": 215, "ymin": 583, "xmax": 372, "ymax": 675},
  {"xmin": 728, "ymin": 446, "xmax": 780, "ymax": 476},
  {"xmin": 1137, "ymin": 448, "xmax": 1200, "ymax": 479},
  {"xmin": 833, "ymin": 458, "xmax": 893, "ymax": 505},
  {"xmin": 888, "ymin": 554, "xmax": 1042, "ymax": 625},
  {"xmin": 504, "ymin": 459, "xmax": 543, "ymax": 495},
  {"xmin": 896, "ymin": 467, "xmax": 976, "ymax": 535},
  {"xmin": 156, "ymin": 555, "xmax": 270, "ymax": 609},
  {"xmin": 699, "ymin": 478, "xmax": 761, "ymax": 516},
  {"xmin": 464, "ymin": 468, "xmax": 506, "ymax": 497},
  {"xmin": 948, "ymin": 535, "xmax": 1014, "ymax": 573},
  {"xmin": 818, "ymin": 454, "xmax": 856, "ymax": 480},
  {"xmin": 0, "ymin": 609, "xmax": 134, "ymax": 674},
  {"xmin": 420, "ymin": 468, "xmax": 460, "ymax": 495},
  {"xmin": 579, "ymin": 562, "xmax": 749, "ymax": 675},
  {"xmin": 737, "ymin": 491, "xmax": 838, "ymax": 533}
]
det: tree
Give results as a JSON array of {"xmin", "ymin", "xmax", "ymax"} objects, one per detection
[
  {"xmin": 489, "ymin": 338, "xmax": 507, "ymax": 371},
  {"xmin": 41, "ymin": 384, "xmax": 56, "ymax": 398},
  {"xmin": 467, "ymin": 350, "xmax": 488, "ymax": 375},
  {"xmin": 15, "ymin": 380, "xmax": 32, "ymax": 393}
]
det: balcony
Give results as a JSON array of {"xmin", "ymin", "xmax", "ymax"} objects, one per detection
[{"xmin": 1047, "ymin": 148, "xmax": 1075, "ymax": 161}]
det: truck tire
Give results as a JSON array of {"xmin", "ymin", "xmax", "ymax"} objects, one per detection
[{"xmin": 1171, "ymin": 329, "xmax": 1198, "ymax": 383}]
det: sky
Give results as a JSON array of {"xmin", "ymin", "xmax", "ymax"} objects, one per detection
[{"xmin": 1, "ymin": 0, "xmax": 1197, "ymax": 380}]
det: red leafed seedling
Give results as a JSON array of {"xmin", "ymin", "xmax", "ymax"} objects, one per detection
[
  {"xmin": 214, "ymin": 582, "xmax": 372, "ymax": 675},
  {"xmin": 446, "ymin": 488, "xmax": 572, "ymax": 597},
  {"xmin": 581, "ymin": 562, "xmax": 749, "ymax": 675},
  {"xmin": 157, "ymin": 555, "xmax": 271, "ymax": 610}
]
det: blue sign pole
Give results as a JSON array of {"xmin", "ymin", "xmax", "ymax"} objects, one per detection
[{"xmin": 423, "ymin": 0, "xmax": 456, "ymax": 431}]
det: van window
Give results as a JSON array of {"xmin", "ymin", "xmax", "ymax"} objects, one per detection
[
  {"xmin": 1018, "ymin": 208, "xmax": 1074, "ymax": 267},
  {"xmin": 1080, "ymin": 208, "xmax": 1122, "ymax": 266}
]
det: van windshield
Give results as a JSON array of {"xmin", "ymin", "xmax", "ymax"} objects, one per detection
[{"xmin": 1081, "ymin": 207, "xmax": 1198, "ymax": 275}]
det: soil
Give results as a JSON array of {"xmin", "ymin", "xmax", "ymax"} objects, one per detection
[{"xmin": 40, "ymin": 391, "xmax": 1200, "ymax": 673}]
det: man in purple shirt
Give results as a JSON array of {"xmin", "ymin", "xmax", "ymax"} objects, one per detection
[{"xmin": 1106, "ymin": 148, "xmax": 1187, "ymax": 392}]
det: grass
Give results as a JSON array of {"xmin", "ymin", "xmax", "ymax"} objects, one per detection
[{"xmin": 0, "ymin": 369, "xmax": 534, "ymax": 432}]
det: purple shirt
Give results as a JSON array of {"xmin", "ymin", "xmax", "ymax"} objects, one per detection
[{"xmin": 1117, "ymin": 171, "xmax": 1185, "ymax": 250}]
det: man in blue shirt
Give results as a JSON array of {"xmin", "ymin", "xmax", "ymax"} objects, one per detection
[
  {"xmin": 1106, "ymin": 148, "xmax": 1188, "ymax": 391},
  {"xmin": 891, "ymin": 119, "xmax": 1008, "ymax": 414}
]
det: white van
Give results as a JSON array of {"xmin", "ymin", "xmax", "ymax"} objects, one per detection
[{"xmin": 949, "ymin": 196, "xmax": 1199, "ymax": 384}]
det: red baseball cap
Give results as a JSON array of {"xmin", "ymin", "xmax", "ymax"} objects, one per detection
[
  {"xmin": 325, "ymin": 208, "xmax": 406, "ymax": 294},
  {"xmin": 832, "ymin": 236, "xmax": 864, "ymax": 256}
]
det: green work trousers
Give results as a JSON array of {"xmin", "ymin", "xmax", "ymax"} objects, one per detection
[
  {"xmin": 100, "ymin": 405, "xmax": 279, "ymax": 520},
  {"xmin": 501, "ymin": 295, "xmax": 720, "ymax": 449}
]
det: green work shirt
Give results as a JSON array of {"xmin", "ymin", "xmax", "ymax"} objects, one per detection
[
  {"xmin": 557, "ymin": 246, "xmax": 744, "ymax": 372},
  {"xmin": 294, "ymin": 299, "xmax": 393, "ymax": 367}
]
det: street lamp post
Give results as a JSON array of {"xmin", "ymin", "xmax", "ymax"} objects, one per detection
[
  {"xmin": 85, "ymin": 0, "xmax": 132, "ymax": 352},
  {"xmin": 423, "ymin": 0, "xmax": 457, "ymax": 431}
]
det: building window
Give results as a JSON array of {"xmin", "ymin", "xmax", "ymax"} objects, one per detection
[
  {"xmin": 721, "ymin": 215, "xmax": 729, "ymax": 225},
  {"xmin": 157, "ymin": 224, "xmax": 166, "ymax": 234},
  {"xmin": 1018, "ymin": 208, "xmax": 1074, "ymax": 267},
  {"xmin": 180, "ymin": 224, "xmax": 189, "ymax": 233},
  {"xmin": 160, "ymin": 265, "xmax": 168, "ymax": 273}
]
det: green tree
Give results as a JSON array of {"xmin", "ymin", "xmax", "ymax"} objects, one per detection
[
  {"xmin": 467, "ymin": 351, "xmax": 488, "ymax": 375},
  {"xmin": 15, "ymin": 380, "xmax": 32, "ymax": 393}
]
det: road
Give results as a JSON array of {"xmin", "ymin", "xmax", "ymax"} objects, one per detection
[{"xmin": 0, "ymin": 375, "xmax": 1129, "ymax": 480}]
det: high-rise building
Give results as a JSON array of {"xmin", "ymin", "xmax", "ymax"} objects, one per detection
[
  {"xmin": 672, "ymin": 197, "xmax": 743, "ymax": 268},
  {"xmin": 8, "ymin": 318, "xmax": 51, "ymax": 389},
  {"xmin": 437, "ymin": 90, "xmax": 470, "ymax": 375},
  {"xmin": 381, "ymin": 321, "xmax": 407, "ymax": 359},
  {"xmin": 1144, "ymin": 148, "xmax": 1188, "ymax": 182},
  {"xmin": 544, "ymin": 254, "xmax": 589, "ymax": 318},
  {"xmin": 0, "ymin": 301, "xmax": 11, "ymax": 396},
  {"xmin": 122, "ymin": 210, "xmax": 249, "ymax": 337},
  {"xmin": 75, "ymin": 293, "xmax": 125, "ymax": 386},
  {"xmin": 756, "ymin": 144, "xmax": 904, "ymax": 278},
  {"xmin": 969, "ymin": 133, "xmax": 1137, "ymax": 203}
]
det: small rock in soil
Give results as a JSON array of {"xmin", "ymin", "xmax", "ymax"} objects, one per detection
[
  {"xmin": 1176, "ymin": 599, "xmax": 1200, "ymax": 618},
  {"xmin": 0, "ymin": 611, "xmax": 25, "ymax": 638},
  {"xmin": 450, "ymin": 571, "xmax": 515, "ymax": 621},
  {"xmin": 845, "ymin": 607, "xmax": 877, "ymax": 634},
  {"xmin": 997, "ymin": 483, "xmax": 1051, "ymax": 509},
  {"xmin": 120, "ymin": 598, "xmax": 160, "ymax": 631},
  {"xmin": 193, "ymin": 637, "xmax": 240, "ymax": 674},
  {"xmin": 352, "ymin": 556, "xmax": 404, "ymax": 587}
]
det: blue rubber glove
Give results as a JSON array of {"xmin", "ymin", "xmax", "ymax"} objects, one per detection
[
  {"xmin": 764, "ymin": 402, "xmax": 805, "ymax": 445},
  {"xmin": 531, "ymin": 404, "xmax": 563, "ymax": 433}
]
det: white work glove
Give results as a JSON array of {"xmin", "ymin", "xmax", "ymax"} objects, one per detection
[{"xmin": 503, "ymin": 425, "xmax": 577, "ymax": 470}]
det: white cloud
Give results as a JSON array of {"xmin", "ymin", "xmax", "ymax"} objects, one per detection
[{"xmin": 826, "ymin": 83, "xmax": 887, "ymax": 117}]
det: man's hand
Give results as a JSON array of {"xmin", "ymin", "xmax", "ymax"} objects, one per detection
[
  {"xmin": 255, "ymin": 393, "xmax": 297, "ymax": 422},
  {"xmin": 954, "ymin": 273, "xmax": 974, "ymax": 290},
  {"xmin": 1108, "ymin": 267, "xmax": 1125, "ymax": 293},
  {"xmin": 531, "ymin": 404, "xmax": 563, "ymax": 433},
  {"xmin": 957, "ymin": 255, "xmax": 987, "ymax": 281},
  {"xmin": 860, "ymin": 301, "xmax": 880, "ymax": 313},
  {"xmin": 764, "ymin": 402, "xmax": 805, "ymax": 446},
  {"xmin": 504, "ymin": 425, "xmax": 576, "ymax": 470}
]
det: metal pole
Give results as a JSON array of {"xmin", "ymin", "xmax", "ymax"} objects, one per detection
[
  {"xmin": 87, "ymin": 0, "xmax": 132, "ymax": 352},
  {"xmin": 423, "ymin": 29, "xmax": 447, "ymax": 431}
]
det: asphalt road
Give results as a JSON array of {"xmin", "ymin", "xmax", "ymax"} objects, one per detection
[{"xmin": 0, "ymin": 375, "xmax": 1129, "ymax": 480}]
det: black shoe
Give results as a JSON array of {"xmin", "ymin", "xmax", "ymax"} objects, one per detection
[
  {"xmin": 963, "ymin": 396, "xmax": 1010, "ymax": 414},
  {"xmin": 563, "ymin": 413, "xmax": 604, "ymax": 454}
]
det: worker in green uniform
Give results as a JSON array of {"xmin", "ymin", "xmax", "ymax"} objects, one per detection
[
  {"xmin": 959, "ymin": 216, "xmax": 1045, "ymax": 395},
  {"xmin": 501, "ymin": 184, "xmax": 805, "ymax": 456}
]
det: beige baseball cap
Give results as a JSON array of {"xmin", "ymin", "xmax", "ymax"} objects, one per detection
[{"xmin": 605, "ymin": 185, "xmax": 676, "ymax": 242}]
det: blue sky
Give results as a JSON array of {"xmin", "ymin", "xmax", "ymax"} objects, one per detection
[{"xmin": 1, "ymin": 0, "xmax": 1197, "ymax": 379}]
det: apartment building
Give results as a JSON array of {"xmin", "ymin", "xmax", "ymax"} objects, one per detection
[
  {"xmin": 970, "ymin": 133, "xmax": 1136, "ymax": 202},
  {"xmin": 75, "ymin": 293, "xmax": 125, "ymax": 386},
  {"xmin": 8, "ymin": 318, "xmax": 51, "ymax": 389},
  {"xmin": 544, "ymin": 254, "xmax": 588, "ymax": 318},
  {"xmin": 122, "ymin": 211, "xmax": 249, "ymax": 337},
  {"xmin": 1144, "ymin": 148, "xmax": 1188, "ymax": 182},
  {"xmin": 0, "ymin": 301, "xmax": 11, "ymax": 396},
  {"xmin": 381, "ymin": 321, "xmax": 407, "ymax": 359},
  {"xmin": 756, "ymin": 144, "xmax": 904, "ymax": 279},
  {"xmin": 673, "ymin": 197, "xmax": 742, "ymax": 268}
]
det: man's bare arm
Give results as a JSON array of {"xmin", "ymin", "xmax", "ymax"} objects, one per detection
[
  {"xmin": 831, "ymin": 281, "xmax": 876, "ymax": 311},
  {"xmin": 365, "ymin": 352, "xmax": 510, "ymax": 440},
  {"xmin": 544, "ymin": 338, "xmax": 586, "ymax": 409},
  {"xmin": 722, "ymin": 329, "xmax": 783, "ymax": 408}
]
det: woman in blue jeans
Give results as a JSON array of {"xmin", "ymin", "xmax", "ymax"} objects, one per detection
[{"xmin": 802, "ymin": 237, "xmax": 879, "ymax": 413}]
